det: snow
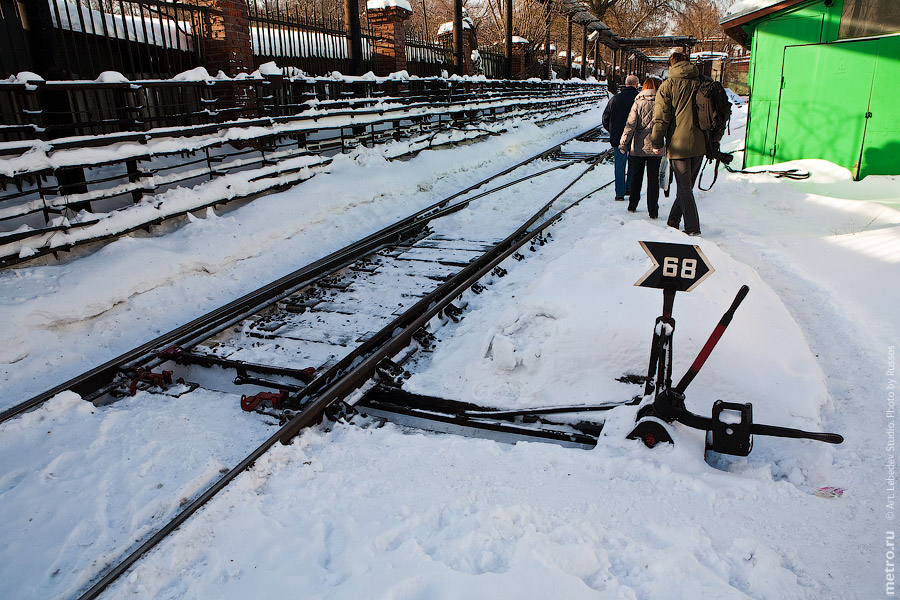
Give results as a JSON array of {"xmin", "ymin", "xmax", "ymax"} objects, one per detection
[
  {"xmin": 50, "ymin": 0, "xmax": 194, "ymax": 50},
  {"xmin": 48, "ymin": 0, "xmax": 377, "ymax": 64},
  {"xmin": 11, "ymin": 71, "xmax": 44, "ymax": 83},
  {"xmin": 94, "ymin": 71, "xmax": 130, "ymax": 83},
  {"xmin": 255, "ymin": 61, "xmax": 284, "ymax": 77},
  {"xmin": 437, "ymin": 12, "xmax": 475, "ymax": 35},
  {"xmin": 170, "ymin": 66, "xmax": 215, "ymax": 82},
  {"xmin": 725, "ymin": 87, "xmax": 747, "ymax": 106},
  {"xmin": 0, "ymin": 98, "xmax": 897, "ymax": 599},
  {"xmin": 691, "ymin": 51, "xmax": 729, "ymax": 60},
  {"xmin": 251, "ymin": 25, "xmax": 374, "ymax": 60},
  {"xmin": 366, "ymin": 0, "xmax": 413, "ymax": 11},
  {"xmin": 722, "ymin": 0, "xmax": 785, "ymax": 22}
]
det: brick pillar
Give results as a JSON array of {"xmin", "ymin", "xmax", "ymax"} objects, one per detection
[
  {"xmin": 511, "ymin": 39, "xmax": 529, "ymax": 80},
  {"xmin": 368, "ymin": 5, "xmax": 412, "ymax": 77},
  {"xmin": 437, "ymin": 26, "xmax": 476, "ymax": 76},
  {"xmin": 197, "ymin": 0, "xmax": 257, "ymax": 117}
]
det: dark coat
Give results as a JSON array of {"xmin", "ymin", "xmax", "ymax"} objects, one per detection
[
  {"xmin": 602, "ymin": 86, "xmax": 639, "ymax": 147},
  {"xmin": 650, "ymin": 61, "xmax": 707, "ymax": 159}
]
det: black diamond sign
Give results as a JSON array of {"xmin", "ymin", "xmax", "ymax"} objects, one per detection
[{"xmin": 635, "ymin": 241, "xmax": 714, "ymax": 292}]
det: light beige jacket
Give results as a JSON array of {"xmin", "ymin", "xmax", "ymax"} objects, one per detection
[{"xmin": 619, "ymin": 89, "xmax": 663, "ymax": 158}]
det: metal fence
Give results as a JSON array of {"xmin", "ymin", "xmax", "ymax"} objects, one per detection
[
  {"xmin": 0, "ymin": 0, "xmax": 29, "ymax": 77},
  {"xmin": 405, "ymin": 27, "xmax": 448, "ymax": 78},
  {"xmin": 248, "ymin": 0, "xmax": 375, "ymax": 77},
  {"xmin": 479, "ymin": 47, "xmax": 507, "ymax": 79},
  {"xmin": 42, "ymin": 0, "xmax": 205, "ymax": 80},
  {"xmin": 0, "ymin": 0, "xmax": 518, "ymax": 81}
]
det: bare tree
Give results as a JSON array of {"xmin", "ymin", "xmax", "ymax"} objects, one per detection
[
  {"xmin": 582, "ymin": 0, "xmax": 620, "ymax": 20},
  {"xmin": 603, "ymin": 0, "xmax": 671, "ymax": 37},
  {"xmin": 670, "ymin": 0, "xmax": 724, "ymax": 44}
]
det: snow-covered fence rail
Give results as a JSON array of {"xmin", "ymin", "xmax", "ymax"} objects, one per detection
[{"xmin": 0, "ymin": 76, "xmax": 607, "ymax": 266}]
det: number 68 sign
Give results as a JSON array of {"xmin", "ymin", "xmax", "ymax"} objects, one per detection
[{"xmin": 635, "ymin": 241, "xmax": 714, "ymax": 292}]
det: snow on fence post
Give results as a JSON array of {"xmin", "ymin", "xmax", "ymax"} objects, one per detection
[
  {"xmin": 367, "ymin": 1, "xmax": 413, "ymax": 78},
  {"xmin": 436, "ymin": 18, "xmax": 476, "ymax": 76},
  {"xmin": 511, "ymin": 37, "xmax": 529, "ymax": 80},
  {"xmin": 196, "ymin": 0, "xmax": 258, "ymax": 117}
]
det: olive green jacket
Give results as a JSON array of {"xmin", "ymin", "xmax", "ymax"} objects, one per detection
[{"xmin": 650, "ymin": 61, "xmax": 707, "ymax": 159}]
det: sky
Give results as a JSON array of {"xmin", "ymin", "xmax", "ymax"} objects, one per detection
[{"xmin": 0, "ymin": 94, "xmax": 898, "ymax": 599}]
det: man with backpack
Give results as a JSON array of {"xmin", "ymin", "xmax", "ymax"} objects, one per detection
[{"xmin": 649, "ymin": 52, "xmax": 727, "ymax": 236}]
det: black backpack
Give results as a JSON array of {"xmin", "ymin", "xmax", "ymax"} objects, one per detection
[
  {"xmin": 694, "ymin": 80, "xmax": 732, "ymax": 158},
  {"xmin": 693, "ymin": 80, "xmax": 733, "ymax": 190}
]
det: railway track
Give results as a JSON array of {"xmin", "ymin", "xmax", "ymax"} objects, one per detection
[{"xmin": 6, "ymin": 126, "xmax": 619, "ymax": 599}]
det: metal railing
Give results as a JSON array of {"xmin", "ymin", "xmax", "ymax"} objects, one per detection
[
  {"xmin": 479, "ymin": 47, "xmax": 508, "ymax": 79},
  {"xmin": 1, "ymin": 0, "xmax": 525, "ymax": 82},
  {"xmin": 0, "ymin": 76, "xmax": 608, "ymax": 267},
  {"xmin": 405, "ymin": 26, "xmax": 449, "ymax": 78},
  {"xmin": 248, "ymin": 0, "xmax": 375, "ymax": 77},
  {"xmin": 44, "ymin": 0, "xmax": 207, "ymax": 79}
]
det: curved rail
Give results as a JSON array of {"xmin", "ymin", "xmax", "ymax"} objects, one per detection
[
  {"xmin": 0, "ymin": 128, "xmax": 602, "ymax": 426},
  {"xmin": 74, "ymin": 149, "xmax": 613, "ymax": 600}
]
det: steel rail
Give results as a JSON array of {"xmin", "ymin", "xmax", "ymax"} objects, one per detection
[
  {"xmin": 278, "ymin": 158, "xmax": 611, "ymax": 442},
  {"xmin": 75, "ymin": 152, "xmax": 613, "ymax": 600},
  {"xmin": 0, "ymin": 128, "xmax": 601, "ymax": 425}
]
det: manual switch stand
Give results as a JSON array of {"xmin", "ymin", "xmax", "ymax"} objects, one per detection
[{"xmin": 628, "ymin": 241, "xmax": 843, "ymax": 460}]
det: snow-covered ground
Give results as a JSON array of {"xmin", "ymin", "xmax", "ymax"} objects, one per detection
[{"xmin": 0, "ymin": 99, "xmax": 897, "ymax": 599}]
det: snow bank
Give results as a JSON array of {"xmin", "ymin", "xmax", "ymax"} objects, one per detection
[{"xmin": 0, "ymin": 91, "xmax": 895, "ymax": 600}]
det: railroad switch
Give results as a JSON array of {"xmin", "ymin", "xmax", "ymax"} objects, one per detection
[
  {"xmin": 414, "ymin": 329, "xmax": 436, "ymax": 350},
  {"xmin": 628, "ymin": 241, "xmax": 843, "ymax": 462},
  {"xmin": 157, "ymin": 345, "xmax": 184, "ymax": 360},
  {"xmin": 440, "ymin": 303, "xmax": 464, "ymax": 323},
  {"xmin": 240, "ymin": 390, "xmax": 289, "ymax": 412},
  {"xmin": 375, "ymin": 358, "xmax": 409, "ymax": 387},
  {"xmin": 128, "ymin": 367, "xmax": 177, "ymax": 396}
]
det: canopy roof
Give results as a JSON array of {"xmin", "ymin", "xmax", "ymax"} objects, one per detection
[{"xmin": 536, "ymin": 0, "xmax": 698, "ymax": 51}]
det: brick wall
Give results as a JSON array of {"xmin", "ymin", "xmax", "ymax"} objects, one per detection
[
  {"xmin": 437, "ymin": 27, "xmax": 477, "ymax": 76},
  {"xmin": 368, "ymin": 6, "xmax": 412, "ymax": 76},
  {"xmin": 512, "ymin": 42, "xmax": 528, "ymax": 80},
  {"xmin": 197, "ymin": 0, "xmax": 257, "ymax": 116}
]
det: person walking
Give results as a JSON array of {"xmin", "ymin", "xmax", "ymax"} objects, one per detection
[
  {"xmin": 602, "ymin": 74, "xmax": 640, "ymax": 202},
  {"xmin": 649, "ymin": 53, "xmax": 707, "ymax": 236},
  {"xmin": 619, "ymin": 78, "xmax": 662, "ymax": 219}
]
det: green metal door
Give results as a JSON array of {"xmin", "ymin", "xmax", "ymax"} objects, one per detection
[
  {"xmin": 859, "ymin": 35, "xmax": 900, "ymax": 178},
  {"xmin": 745, "ymin": 15, "xmax": 824, "ymax": 167},
  {"xmin": 776, "ymin": 40, "xmax": 877, "ymax": 177}
]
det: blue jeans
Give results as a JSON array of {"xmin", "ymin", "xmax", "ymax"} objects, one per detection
[{"xmin": 614, "ymin": 146, "xmax": 632, "ymax": 198}]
